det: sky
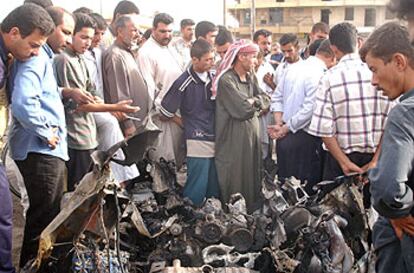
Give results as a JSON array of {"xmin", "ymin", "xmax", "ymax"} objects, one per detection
[{"xmin": 1, "ymin": 0, "xmax": 227, "ymax": 29}]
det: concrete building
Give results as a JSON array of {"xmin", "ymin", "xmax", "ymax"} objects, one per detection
[{"xmin": 226, "ymin": 0, "xmax": 395, "ymax": 39}]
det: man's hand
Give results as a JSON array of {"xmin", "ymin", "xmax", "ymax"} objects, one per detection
[
  {"xmin": 340, "ymin": 160, "xmax": 364, "ymax": 176},
  {"xmin": 263, "ymin": 72, "xmax": 276, "ymax": 90},
  {"xmin": 63, "ymin": 88, "xmax": 95, "ymax": 104},
  {"xmin": 361, "ymin": 160, "xmax": 377, "ymax": 172},
  {"xmin": 390, "ymin": 215, "xmax": 414, "ymax": 240},
  {"xmin": 111, "ymin": 111, "xmax": 127, "ymax": 121},
  {"xmin": 123, "ymin": 126, "xmax": 136, "ymax": 138},
  {"xmin": 47, "ymin": 127, "xmax": 60, "ymax": 149},
  {"xmin": 115, "ymin": 100, "xmax": 140, "ymax": 113},
  {"xmin": 267, "ymin": 124, "xmax": 288, "ymax": 140}
]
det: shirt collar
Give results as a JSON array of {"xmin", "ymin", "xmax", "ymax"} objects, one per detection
[
  {"xmin": 188, "ymin": 65, "xmax": 213, "ymax": 84},
  {"xmin": 338, "ymin": 52, "xmax": 360, "ymax": 64},
  {"xmin": 43, "ymin": 43, "xmax": 55, "ymax": 59},
  {"xmin": 400, "ymin": 88, "xmax": 414, "ymax": 102}
]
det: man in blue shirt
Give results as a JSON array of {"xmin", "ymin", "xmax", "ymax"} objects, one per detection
[
  {"xmin": 8, "ymin": 6, "xmax": 92, "ymax": 268},
  {"xmin": 0, "ymin": 4, "xmax": 56, "ymax": 272},
  {"xmin": 160, "ymin": 39, "xmax": 219, "ymax": 205},
  {"xmin": 360, "ymin": 22, "xmax": 414, "ymax": 273}
]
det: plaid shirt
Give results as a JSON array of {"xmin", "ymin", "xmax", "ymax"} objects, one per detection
[{"xmin": 308, "ymin": 53, "xmax": 392, "ymax": 154}]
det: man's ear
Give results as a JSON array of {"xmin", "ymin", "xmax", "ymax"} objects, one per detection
[
  {"xmin": 392, "ymin": 53, "xmax": 408, "ymax": 72},
  {"xmin": 8, "ymin": 27, "xmax": 21, "ymax": 41}
]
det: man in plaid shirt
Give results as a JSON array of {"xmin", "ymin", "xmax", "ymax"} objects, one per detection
[{"xmin": 308, "ymin": 22, "xmax": 392, "ymax": 180}]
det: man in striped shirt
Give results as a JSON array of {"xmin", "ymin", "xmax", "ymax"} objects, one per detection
[{"xmin": 308, "ymin": 22, "xmax": 392, "ymax": 180}]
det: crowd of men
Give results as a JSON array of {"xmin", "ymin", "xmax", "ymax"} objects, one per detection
[{"xmin": 1, "ymin": 0, "xmax": 414, "ymax": 272}]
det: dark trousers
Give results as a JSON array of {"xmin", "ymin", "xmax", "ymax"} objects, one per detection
[
  {"xmin": 15, "ymin": 153, "xmax": 66, "ymax": 268},
  {"xmin": 0, "ymin": 164, "xmax": 15, "ymax": 273},
  {"xmin": 66, "ymin": 148, "xmax": 93, "ymax": 192},
  {"xmin": 276, "ymin": 130, "xmax": 323, "ymax": 192}
]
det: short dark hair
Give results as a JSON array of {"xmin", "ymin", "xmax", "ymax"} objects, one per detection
[
  {"xmin": 359, "ymin": 22, "xmax": 414, "ymax": 68},
  {"xmin": 46, "ymin": 6, "xmax": 74, "ymax": 27},
  {"xmin": 253, "ymin": 29, "xmax": 272, "ymax": 42},
  {"xmin": 90, "ymin": 13, "xmax": 107, "ymax": 30},
  {"xmin": 73, "ymin": 12, "xmax": 96, "ymax": 34},
  {"xmin": 215, "ymin": 25, "xmax": 233, "ymax": 46},
  {"xmin": 191, "ymin": 38, "xmax": 213, "ymax": 59},
  {"xmin": 387, "ymin": 0, "xmax": 414, "ymax": 20},
  {"xmin": 329, "ymin": 22, "xmax": 357, "ymax": 54},
  {"xmin": 316, "ymin": 39, "xmax": 334, "ymax": 58},
  {"xmin": 142, "ymin": 28, "xmax": 152, "ymax": 40},
  {"xmin": 180, "ymin": 19, "xmax": 195, "ymax": 29},
  {"xmin": 308, "ymin": 38, "xmax": 325, "ymax": 56},
  {"xmin": 311, "ymin": 22, "xmax": 329, "ymax": 34},
  {"xmin": 195, "ymin": 21, "xmax": 217, "ymax": 39},
  {"xmin": 153, "ymin": 13, "xmax": 174, "ymax": 28},
  {"xmin": 112, "ymin": 0, "xmax": 139, "ymax": 21},
  {"xmin": 279, "ymin": 33, "xmax": 298, "ymax": 47},
  {"xmin": 73, "ymin": 7, "xmax": 93, "ymax": 15},
  {"xmin": 24, "ymin": 0, "xmax": 53, "ymax": 9},
  {"xmin": 1, "ymin": 4, "xmax": 55, "ymax": 38}
]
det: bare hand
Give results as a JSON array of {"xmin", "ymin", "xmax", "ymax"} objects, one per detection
[
  {"xmin": 111, "ymin": 111, "xmax": 127, "ymax": 121},
  {"xmin": 263, "ymin": 73, "xmax": 276, "ymax": 90},
  {"xmin": 361, "ymin": 160, "xmax": 377, "ymax": 173},
  {"xmin": 116, "ymin": 100, "xmax": 140, "ymax": 113},
  {"xmin": 390, "ymin": 215, "xmax": 414, "ymax": 240},
  {"xmin": 123, "ymin": 126, "xmax": 136, "ymax": 138},
  {"xmin": 64, "ymin": 88, "xmax": 95, "ymax": 104},
  {"xmin": 267, "ymin": 124, "xmax": 288, "ymax": 139},
  {"xmin": 47, "ymin": 127, "xmax": 60, "ymax": 149},
  {"xmin": 340, "ymin": 161, "xmax": 364, "ymax": 176}
]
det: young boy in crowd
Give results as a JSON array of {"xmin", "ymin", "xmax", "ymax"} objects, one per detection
[
  {"xmin": 53, "ymin": 13, "xmax": 138, "ymax": 191},
  {"xmin": 160, "ymin": 39, "xmax": 219, "ymax": 205}
]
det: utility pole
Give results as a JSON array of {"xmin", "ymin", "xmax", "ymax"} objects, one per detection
[
  {"xmin": 223, "ymin": 0, "xmax": 227, "ymax": 27},
  {"xmin": 251, "ymin": 0, "xmax": 256, "ymax": 40}
]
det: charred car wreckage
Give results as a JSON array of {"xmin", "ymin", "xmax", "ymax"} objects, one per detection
[{"xmin": 20, "ymin": 120, "xmax": 376, "ymax": 273}]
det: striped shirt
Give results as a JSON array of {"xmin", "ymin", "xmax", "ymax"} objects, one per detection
[{"xmin": 308, "ymin": 53, "xmax": 392, "ymax": 154}]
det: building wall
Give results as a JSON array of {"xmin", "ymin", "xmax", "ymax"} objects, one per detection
[{"xmin": 228, "ymin": 0, "xmax": 394, "ymax": 39}]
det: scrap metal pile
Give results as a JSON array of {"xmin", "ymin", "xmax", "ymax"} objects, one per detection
[{"xmin": 22, "ymin": 123, "xmax": 375, "ymax": 273}]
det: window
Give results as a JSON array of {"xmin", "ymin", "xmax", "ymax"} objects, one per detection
[
  {"xmin": 276, "ymin": 0, "xmax": 285, "ymax": 2},
  {"xmin": 321, "ymin": 9, "xmax": 330, "ymax": 25},
  {"xmin": 269, "ymin": 8, "xmax": 283, "ymax": 24},
  {"xmin": 345, "ymin": 7, "xmax": 354, "ymax": 20},
  {"xmin": 243, "ymin": 10, "xmax": 251, "ymax": 25},
  {"xmin": 364, "ymin": 8, "xmax": 376, "ymax": 26}
]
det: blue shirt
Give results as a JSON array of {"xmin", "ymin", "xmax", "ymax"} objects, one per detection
[
  {"xmin": 369, "ymin": 89, "xmax": 414, "ymax": 219},
  {"xmin": 8, "ymin": 44, "xmax": 68, "ymax": 161},
  {"xmin": 160, "ymin": 66, "xmax": 215, "ymax": 143},
  {"xmin": 271, "ymin": 56, "xmax": 326, "ymax": 133}
]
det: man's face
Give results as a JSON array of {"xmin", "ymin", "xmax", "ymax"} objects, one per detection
[
  {"xmin": 181, "ymin": 25, "xmax": 194, "ymax": 42},
  {"xmin": 72, "ymin": 27, "xmax": 94, "ymax": 54},
  {"xmin": 119, "ymin": 20, "xmax": 140, "ymax": 47},
  {"xmin": 239, "ymin": 52, "xmax": 258, "ymax": 72},
  {"xmin": 192, "ymin": 51, "xmax": 214, "ymax": 73},
  {"xmin": 91, "ymin": 28, "xmax": 106, "ymax": 49},
  {"xmin": 365, "ymin": 52, "xmax": 403, "ymax": 100},
  {"xmin": 9, "ymin": 28, "xmax": 47, "ymax": 61},
  {"xmin": 204, "ymin": 30, "xmax": 218, "ymax": 46},
  {"xmin": 216, "ymin": 42, "xmax": 231, "ymax": 59},
  {"xmin": 256, "ymin": 35, "xmax": 272, "ymax": 56},
  {"xmin": 310, "ymin": 30, "xmax": 328, "ymax": 44},
  {"xmin": 152, "ymin": 22, "xmax": 173, "ymax": 46},
  {"xmin": 281, "ymin": 42, "xmax": 299, "ymax": 63},
  {"xmin": 47, "ymin": 13, "xmax": 75, "ymax": 53}
]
